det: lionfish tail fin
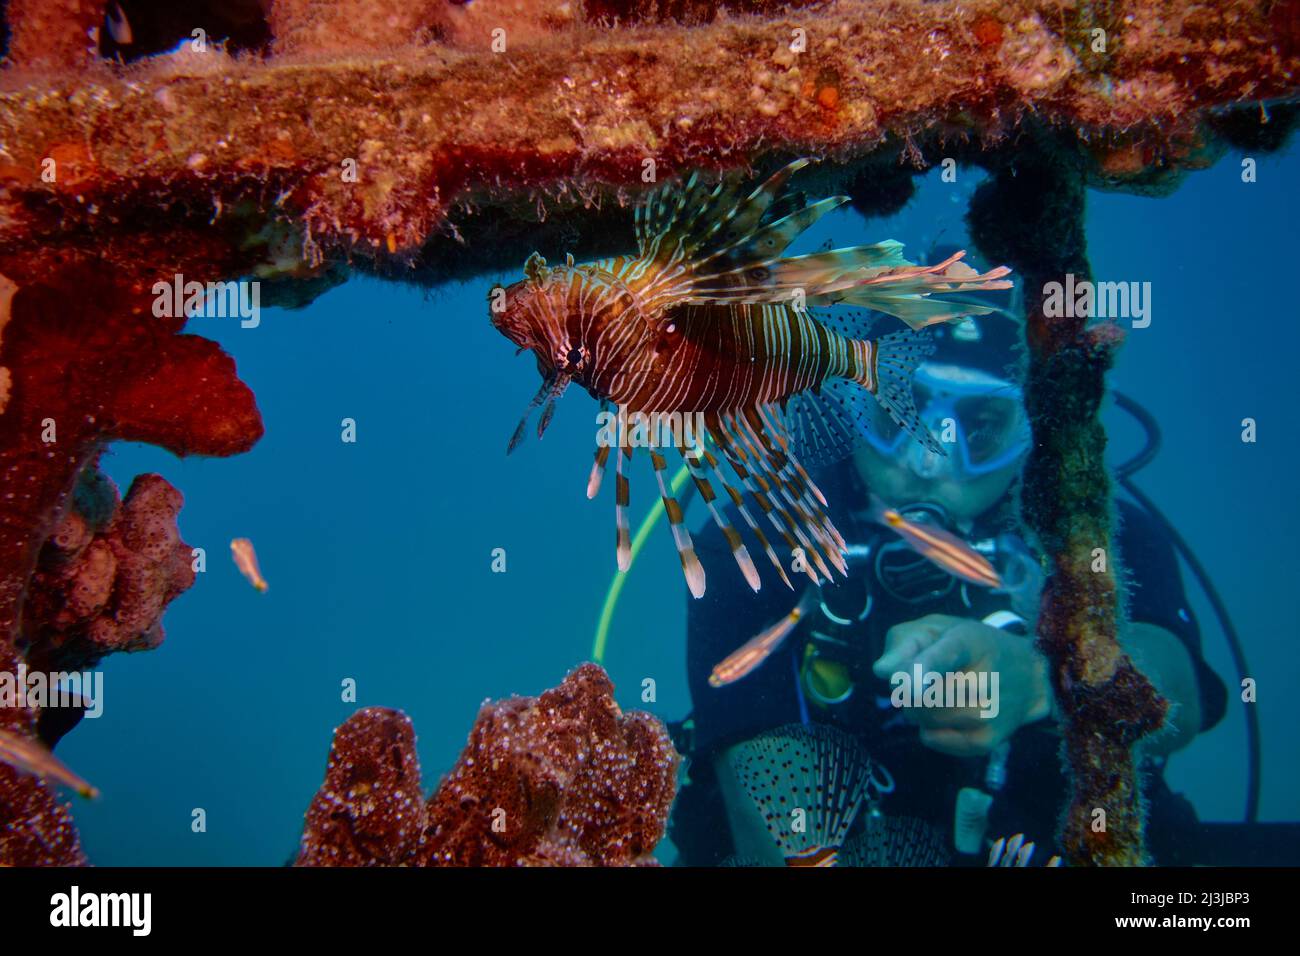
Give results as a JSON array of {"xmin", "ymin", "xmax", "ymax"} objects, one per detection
[
  {"xmin": 782, "ymin": 380, "xmax": 867, "ymax": 468},
  {"xmin": 787, "ymin": 329, "xmax": 943, "ymax": 462},
  {"xmin": 864, "ymin": 330, "xmax": 946, "ymax": 456}
]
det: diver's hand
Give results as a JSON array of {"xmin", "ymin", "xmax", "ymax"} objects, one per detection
[{"xmin": 871, "ymin": 614, "xmax": 1052, "ymax": 758}]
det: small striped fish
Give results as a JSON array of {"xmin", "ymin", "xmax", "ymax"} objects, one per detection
[
  {"xmin": 0, "ymin": 727, "xmax": 99, "ymax": 799},
  {"xmin": 708, "ymin": 589, "xmax": 816, "ymax": 687},
  {"xmin": 230, "ymin": 537, "xmax": 269, "ymax": 592},
  {"xmin": 867, "ymin": 494, "xmax": 1002, "ymax": 589},
  {"xmin": 490, "ymin": 159, "xmax": 1011, "ymax": 597}
]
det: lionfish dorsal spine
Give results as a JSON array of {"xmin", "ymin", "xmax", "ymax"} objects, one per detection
[{"xmin": 628, "ymin": 159, "xmax": 1011, "ymax": 329}]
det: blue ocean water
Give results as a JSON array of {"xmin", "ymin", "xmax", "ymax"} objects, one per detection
[{"xmin": 73, "ymin": 146, "xmax": 1298, "ymax": 865}]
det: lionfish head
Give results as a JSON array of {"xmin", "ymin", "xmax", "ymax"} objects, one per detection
[
  {"xmin": 488, "ymin": 251, "xmax": 580, "ymax": 378},
  {"xmin": 492, "ymin": 253, "xmax": 590, "ymax": 453}
]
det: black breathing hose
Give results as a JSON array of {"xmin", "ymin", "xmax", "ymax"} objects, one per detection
[{"xmin": 1111, "ymin": 391, "xmax": 1260, "ymax": 824}]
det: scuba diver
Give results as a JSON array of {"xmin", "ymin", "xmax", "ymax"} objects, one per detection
[{"xmin": 667, "ymin": 296, "xmax": 1231, "ymax": 866}]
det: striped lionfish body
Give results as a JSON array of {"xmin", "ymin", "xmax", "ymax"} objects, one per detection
[{"xmin": 490, "ymin": 159, "xmax": 1011, "ymax": 597}]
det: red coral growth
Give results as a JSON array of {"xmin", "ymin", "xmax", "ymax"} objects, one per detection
[
  {"xmin": 422, "ymin": 662, "xmax": 678, "ymax": 866},
  {"xmin": 268, "ymin": 0, "xmax": 576, "ymax": 56},
  {"xmin": 0, "ymin": 256, "xmax": 261, "ymax": 863},
  {"xmin": 4, "ymin": 1, "xmax": 1296, "ymax": 266},
  {"xmin": 295, "ymin": 664, "xmax": 679, "ymax": 867},
  {"xmin": 0, "ymin": 774, "xmax": 86, "ymax": 864},
  {"xmin": 269, "ymin": 0, "xmax": 451, "ymax": 56},
  {"xmin": 4, "ymin": 0, "xmax": 99, "ymax": 70},
  {"xmin": 586, "ymin": 0, "xmax": 822, "ymax": 26},
  {"xmin": 295, "ymin": 708, "xmax": 427, "ymax": 867},
  {"xmin": 0, "ymin": 262, "xmax": 263, "ymax": 653},
  {"xmin": 21, "ymin": 470, "xmax": 197, "ymax": 673},
  {"xmin": 1273, "ymin": 0, "xmax": 1300, "ymax": 60},
  {"xmin": 0, "ymin": 644, "xmax": 85, "ymax": 866},
  {"xmin": 971, "ymin": 14, "xmax": 1004, "ymax": 50}
]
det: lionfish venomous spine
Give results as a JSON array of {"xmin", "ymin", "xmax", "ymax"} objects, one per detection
[{"xmin": 490, "ymin": 159, "xmax": 1011, "ymax": 597}]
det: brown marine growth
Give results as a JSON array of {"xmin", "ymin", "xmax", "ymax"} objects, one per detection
[
  {"xmin": 0, "ymin": 636, "xmax": 86, "ymax": 866},
  {"xmin": 2, "ymin": 1, "xmax": 1297, "ymax": 283},
  {"xmin": 968, "ymin": 130, "xmax": 1167, "ymax": 866},
  {"xmin": 295, "ymin": 664, "xmax": 679, "ymax": 866},
  {"xmin": 294, "ymin": 707, "xmax": 428, "ymax": 866},
  {"xmin": 0, "ymin": 244, "xmax": 264, "ymax": 862},
  {"xmin": 421, "ymin": 662, "xmax": 678, "ymax": 865},
  {"xmin": 20, "ymin": 470, "xmax": 198, "ymax": 673}
]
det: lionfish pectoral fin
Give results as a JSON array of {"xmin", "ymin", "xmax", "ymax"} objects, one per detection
[
  {"xmin": 711, "ymin": 411, "xmax": 843, "ymax": 587},
  {"xmin": 731, "ymin": 408, "xmax": 843, "ymax": 580},
  {"xmin": 650, "ymin": 450, "xmax": 706, "ymax": 598},
  {"xmin": 614, "ymin": 445, "xmax": 632, "ymax": 571},
  {"xmin": 681, "ymin": 445, "xmax": 761, "ymax": 594},
  {"xmin": 588, "ymin": 443, "xmax": 611, "ymax": 499},
  {"xmin": 781, "ymin": 382, "xmax": 865, "ymax": 470}
]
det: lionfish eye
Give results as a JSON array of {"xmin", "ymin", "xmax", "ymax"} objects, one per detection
[{"xmin": 566, "ymin": 347, "xmax": 584, "ymax": 366}]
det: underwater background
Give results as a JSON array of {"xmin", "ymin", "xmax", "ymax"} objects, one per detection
[{"xmin": 72, "ymin": 145, "xmax": 1299, "ymax": 866}]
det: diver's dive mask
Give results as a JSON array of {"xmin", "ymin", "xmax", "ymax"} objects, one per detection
[{"xmin": 864, "ymin": 362, "xmax": 1030, "ymax": 478}]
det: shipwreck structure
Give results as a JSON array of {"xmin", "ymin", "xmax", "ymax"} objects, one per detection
[{"xmin": 0, "ymin": 0, "xmax": 1296, "ymax": 865}]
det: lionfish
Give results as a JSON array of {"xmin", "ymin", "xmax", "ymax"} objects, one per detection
[{"xmin": 490, "ymin": 159, "xmax": 1011, "ymax": 597}]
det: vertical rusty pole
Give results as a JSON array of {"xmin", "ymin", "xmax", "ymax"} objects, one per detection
[{"xmin": 968, "ymin": 133, "xmax": 1167, "ymax": 866}]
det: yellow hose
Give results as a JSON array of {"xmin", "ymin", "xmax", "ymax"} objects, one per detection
[{"xmin": 591, "ymin": 464, "xmax": 692, "ymax": 664}]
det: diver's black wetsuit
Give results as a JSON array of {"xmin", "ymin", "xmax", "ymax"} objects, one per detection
[{"xmin": 669, "ymin": 465, "xmax": 1228, "ymax": 866}]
